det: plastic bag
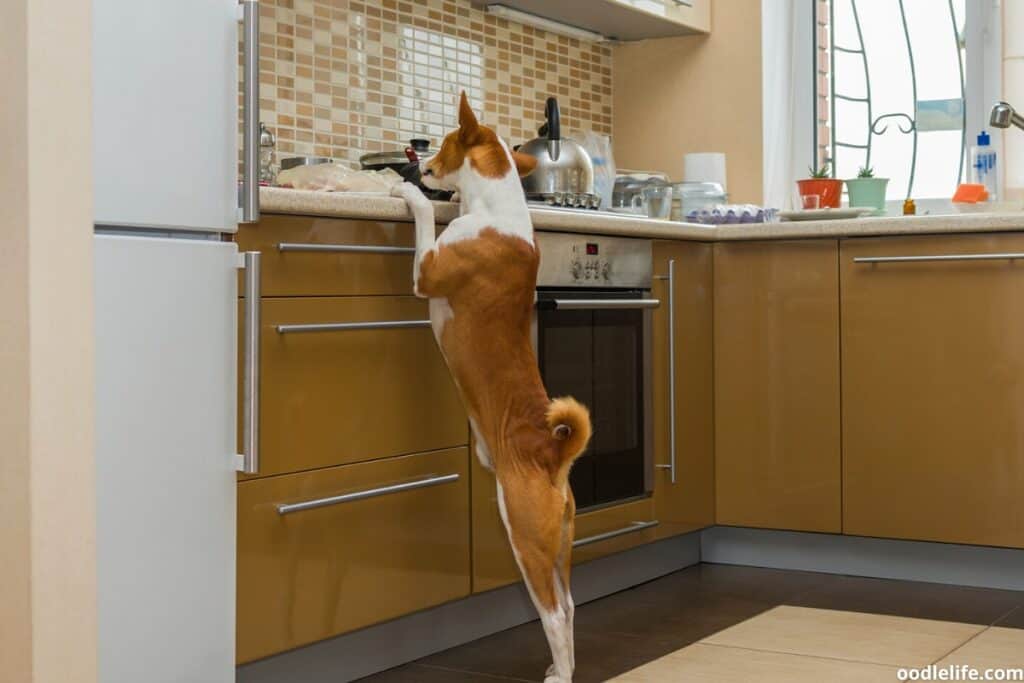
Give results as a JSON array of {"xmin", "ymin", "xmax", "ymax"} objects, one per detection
[
  {"xmin": 275, "ymin": 163, "xmax": 403, "ymax": 193},
  {"xmin": 576, "ymin": 131, "xmax": 616, "ymax": 210}
]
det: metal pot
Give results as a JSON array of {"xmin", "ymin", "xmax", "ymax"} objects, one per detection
[
  {"xmin": 359, "ymin": 139, "xmax": 436, "ymax": 173},
  {"xmin": 518, "ymin": 97, "xmax": 596, "ymax": 207},
  {"xmin": 280, "ymin": 156, "xmax": 331, "ymax": 171}
]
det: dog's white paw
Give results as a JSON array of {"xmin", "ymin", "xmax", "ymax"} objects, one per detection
[{"xmin": 544, "ymin": 664, "xmax": 571, "ymax": 682}]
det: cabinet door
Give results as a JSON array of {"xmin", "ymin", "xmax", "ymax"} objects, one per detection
[
  {"xmin": 714, "ymin": 240, "xmax": 842, "ymax": 532},
  {"xmin": 249, "ymin": 296, "xmax": 468, "ymax": 477},
  {"xmin": 93, "ymin": 0, "xmax": 237, "ymax": 230},
  {"xmin": 842, "ymin": 234, "xmax": 1024, "ymax": 548},
  {"xmin": 237, "ymin": 447, "xmax": 471, "ymax": 663},
  {"xmin": 651, "ymin": 241, "xmax": 715, "ymax": 534}
]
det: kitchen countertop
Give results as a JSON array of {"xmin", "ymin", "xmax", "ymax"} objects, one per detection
[{"xmin": 260, "ymin": 187, "xmax": 1024, "ymax": 241}]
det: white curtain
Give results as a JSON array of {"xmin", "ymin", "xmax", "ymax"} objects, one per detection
[{"xmin": 762, "ymin": 0, "xmax": 815, "ymax": 210}]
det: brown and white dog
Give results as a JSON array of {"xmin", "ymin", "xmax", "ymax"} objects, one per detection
[{"xmin": 391, "ymin": 92, "xmax": 591, "ymax": 683}]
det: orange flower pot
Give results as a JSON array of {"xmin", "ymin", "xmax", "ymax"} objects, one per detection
[{"xmin": 797, "ymin": 178, "xmax": 844, "ymax": 208}]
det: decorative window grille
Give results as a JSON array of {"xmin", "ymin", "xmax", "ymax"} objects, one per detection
[{"xmin": 815, "ymin": 0, "xmax": 967, "ymax": 200}]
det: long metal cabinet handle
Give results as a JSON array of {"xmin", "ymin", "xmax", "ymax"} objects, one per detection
[
  {"xmin": 854, "ymin": 253, "xmax": 1024, "ymax": 264},
  {"xmin": 277, "ymin": 242, "xmax": 415, "ymax": 254},
  {"xmin": 276, "ymin": 473, "xmax": 460, "ymax": 515},
  {"xmin": 240, "ymin": 0, "xmax": 260, "ymax": 223},
  {"xmin": 541, "ymin": 298, "xmax": 661, "ymax": 311},
  {"xmin": 276, "ymin": 320, "xmax": 431, "ymax": 334},
  {"xmin": 573, "ymin": 520, "xmax": 660, "ymax": 548},
  {"xmin": 654, "ymin": 259, "xmax": 677, "ymax": 483},
  {"xmin": 240, "ymin": 251, "xmax": 261, "ymax": 474}
]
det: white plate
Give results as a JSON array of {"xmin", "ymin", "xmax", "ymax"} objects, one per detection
[{"xmin": 779, "ymin": 207, "xmax": 875, "ymax": 221}]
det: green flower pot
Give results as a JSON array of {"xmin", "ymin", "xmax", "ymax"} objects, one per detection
[{"xmin": 845, "ymin": 177, "xmax": 889, "ymax": 213}]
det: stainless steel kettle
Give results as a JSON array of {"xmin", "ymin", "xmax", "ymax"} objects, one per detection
[{"xmin": 518, "ymin": 97, "xmax": 597, "ymax": 208}]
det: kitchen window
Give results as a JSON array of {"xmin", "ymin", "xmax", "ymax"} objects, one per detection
[
  {"xmin": 762, "ymin": 0, "xmax": 1002, "ymax": 209},
  {"xmin": 816, "ymin": 0, "xmax": 1001, "ymax": 202}
]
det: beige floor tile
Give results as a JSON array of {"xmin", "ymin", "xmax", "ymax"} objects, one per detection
[
  {"xmin": 701, "ymin": 606, "xmax": 983, "ymax": 667},
  {"xmin": 936, "ymin": 627, "xmax": 1024, "ymax": 668},
  {"xmin": 610, "ymin": 643, "xmax": 901, "ymax": 682}
]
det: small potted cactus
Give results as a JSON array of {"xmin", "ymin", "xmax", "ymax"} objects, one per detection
[
  {"xmin": 796, "ymin": 164, "xmax": 844, "ymax": 209},
  {"xmin": 845, "ymin": 166, "xmax": 889, "ymax": 213}
]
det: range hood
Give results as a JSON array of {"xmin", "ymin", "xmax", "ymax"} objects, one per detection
[{"xmin": 477, "ymin": 0, "xmax": 710, "ymax": 41}]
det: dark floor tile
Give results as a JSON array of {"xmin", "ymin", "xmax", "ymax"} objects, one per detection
[
  {"xmin": 995, "ymin": 605, "xmax": 1024, "ymax": 630},
  {"xmin": 358, "ymin": 663, "xmax": 527, "ymax": 682},
  {"xmin": 622, "ymin": 562, "xmax": 839, "ymax": 606},
  {"xmin": 788, "ymin": 574, "xmax": 1024, "ymax": 625},
  {"xmin": 418, "ymin": 620, "xmax": 687, "ymax": 683},
  {"xmin": 574, "ymin": 586, "xmax": 772, "ymax": 646}
]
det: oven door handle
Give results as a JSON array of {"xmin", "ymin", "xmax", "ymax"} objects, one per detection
[{"xmin": 537, "ymin": 298, "xmax": 660, "ymax": 311}]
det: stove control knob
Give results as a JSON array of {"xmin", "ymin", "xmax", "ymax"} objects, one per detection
[
  {"xmin": 601, "ymin": 262, "xmax": 611, "ymax": 280},
  {"xmin": 571, "ymin": 261, "xmax": 583, "ymax": 279}
]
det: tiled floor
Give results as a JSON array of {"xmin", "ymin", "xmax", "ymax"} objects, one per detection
[{"xmin": 359, "ymin": 564, "xmax": 1024, "ymax": 682}]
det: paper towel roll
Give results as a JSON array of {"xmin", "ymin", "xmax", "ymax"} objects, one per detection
[{"xmin": 684, "ymin": 153, "xmax": 727, "ymax": 191}]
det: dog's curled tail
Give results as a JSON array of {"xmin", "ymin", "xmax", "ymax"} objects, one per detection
[{"xmin": 546, "ymin": 396, "xmax": 592, "ymax": 466}]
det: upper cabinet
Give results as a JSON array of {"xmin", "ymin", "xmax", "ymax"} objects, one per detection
[
  {"xmin": 93, "ymin": 0, "xmax": 238, "ymax": 231},
  {"xmin": 482, "ymin": 0, "xmax": 710, "ymax": 40},
  {"xmin": 841, "ymin": 234, "xmax": 1024, "ymax": 549}
]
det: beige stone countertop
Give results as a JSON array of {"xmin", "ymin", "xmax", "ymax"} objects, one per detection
[{"xmin": 260, "ymin": 187, "xmax": 1024, "ymax": 241}]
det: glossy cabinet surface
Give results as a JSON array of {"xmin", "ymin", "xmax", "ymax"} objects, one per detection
[
  {"xmin": 841, "ymin": 234, "xmax": 1024, "ymax": 548},
  {"xmin": 651, "ymin": 241, "xmax": 715, "ymax": 535},
  {"xmin": 237, "ymin": 447, "xmax": 471, "ymax": 663},
  {"xmin": 236, "ymin": 215, "xmax": 422, "ymax": 297},
  {"xmin": 713, "ymin": 240, "xmax": 842, "ymax": 533},
  {"xmin": 250, "ymin": 296, "xmax": 467, "ymax": 477}
]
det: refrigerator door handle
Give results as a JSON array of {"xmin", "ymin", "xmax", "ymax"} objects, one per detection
[
  {"xmin": 238, "ymin": 251, "xmax": 261, "ymax": 473},
  {"xmin": 239, "ymin": 0, "xmax": 260, "ymax": 223}
]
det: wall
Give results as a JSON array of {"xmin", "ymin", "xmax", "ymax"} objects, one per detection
[
  {"xmin": 612, "ymin": 0, "xmax": 764, "ymax": 204},
  {"xmin": 0, "ymin": 0, "xmax": 97, "ymax": 681},
  {"xmin": 255, "ymin": 0, "xmax": 613, "ymax": 166},
  {"xmin": 1004, "ymin": 0, "xmax": 1024, "ymax": 200}
]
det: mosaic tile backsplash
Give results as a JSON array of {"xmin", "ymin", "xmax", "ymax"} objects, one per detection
[{"xmin": 253, "ymin": 0, "xmax": 614, "ymax": 166}]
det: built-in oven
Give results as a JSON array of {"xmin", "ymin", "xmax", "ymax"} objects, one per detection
[{"xmin": 534, "ymin": 232, "xmax": 657, "ymax": 511}]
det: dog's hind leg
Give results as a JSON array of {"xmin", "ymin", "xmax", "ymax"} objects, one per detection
[{"xmin": 496, "ymin": 479, "xmax": 574, "ymax": 683}]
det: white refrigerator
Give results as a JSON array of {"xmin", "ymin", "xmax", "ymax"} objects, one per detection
[{"xmin": 92, "ymin": 1, "xmax": 259, "ymax": 681}]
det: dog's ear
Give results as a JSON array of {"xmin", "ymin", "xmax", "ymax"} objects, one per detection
[
  {"xmin": 458, "ymin": 91, "xmax": 480, "ymax": 144},
  {"xmin": 512, "ymin": 151, "xmax": 537, "ymax": 177}
]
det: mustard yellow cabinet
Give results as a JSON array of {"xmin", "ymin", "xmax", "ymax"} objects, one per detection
[
  {"xmin": 651, "ymin": 241, "xmax": 715, "ymax": 535},
  {"xmin": 841, "ymin": 234, "xmax": 1024, "ymax": 548},
  {"xmin": 236, "ymin": 215, "xmax": 418, "ymax": 297},
  {"xmin": 246, "ymin": 296, "xmax": 467, "ymax": 478},
  {"xmin": 237, "ymin": 447, "xmax": 471, "ymax": 663},
  {"xmin": 713, "ymin": 240, "xmax": 842, "ymax": 533}
]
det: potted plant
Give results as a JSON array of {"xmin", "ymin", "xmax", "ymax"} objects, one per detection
[
  {"xmin": 845, "ymin": 166, "xmax": 889, "ymax": 214},
  {"xmin": 797, "ymin": 164, "xmax": 844, "ymax": 209}
]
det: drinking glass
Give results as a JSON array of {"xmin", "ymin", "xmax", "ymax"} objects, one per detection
[
  {"xmin": 632, "ymin": 184, "xmax": 674, "ymax": 219},
  {"xmin": 801, "ymin": 194, "xmax": 821, "ymax": 210}
]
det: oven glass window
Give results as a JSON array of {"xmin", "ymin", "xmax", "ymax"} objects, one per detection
[{"xmin": 538, "ymin": 292, "xmax": 646, "ymax": 510}]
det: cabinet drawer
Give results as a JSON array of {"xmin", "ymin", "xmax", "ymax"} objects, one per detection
[
  {"xmin": 248, "ymin": 296, "xmax": 467, "ymax": 477},
  {"xmin": 237, "ymin": 447, "xmax": 471, "ymax": 664},
  {"xmin": 236, "ymin": 215, "xmax": 419, "ymax": 297}
]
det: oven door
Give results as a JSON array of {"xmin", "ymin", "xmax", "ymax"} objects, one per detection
[{"xmin": 536, "ymin": 289, "xmax": 658, "ymax": 511}]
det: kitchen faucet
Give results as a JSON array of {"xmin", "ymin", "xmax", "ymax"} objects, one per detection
[{"xmin": 990, "ymin": 101, "xmax": 1024, "ymax": 131}]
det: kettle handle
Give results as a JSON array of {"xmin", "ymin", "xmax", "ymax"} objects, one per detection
[{"xmin": 542, "ymin": 97, "xmax": 561, "ymax": 141}]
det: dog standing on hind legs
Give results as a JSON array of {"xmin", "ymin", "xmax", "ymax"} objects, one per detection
[{"xmin": 391, "ymin": 91, "xmax": 591, "ymax": 683}]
